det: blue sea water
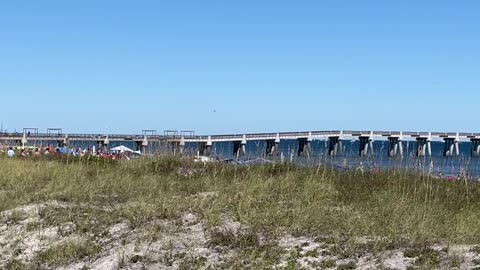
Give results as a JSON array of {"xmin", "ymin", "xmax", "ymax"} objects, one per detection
[{"xmin": 183, "ymin": 140, "xmax": 480, "ymax": 179}]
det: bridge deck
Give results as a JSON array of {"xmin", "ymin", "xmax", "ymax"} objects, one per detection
[{"xmin": 1, "ymin": 130, "xmax": 480, "ymax": 144}]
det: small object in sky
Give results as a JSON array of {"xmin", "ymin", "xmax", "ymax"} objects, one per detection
[{"xmin": 213, "ymin": 110, "xmax": 216, "ymax": 113}]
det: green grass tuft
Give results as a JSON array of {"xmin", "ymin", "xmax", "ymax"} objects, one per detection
[
  {"xmin": 3, "ymin": 259, "xmax": 27, "ymax": 270},
  {"xmin": 34, "ymin": 240, "xmax": 101, "ymax": 267},
  {"xmin": 337, "ymin": 261, "xmax": 357, "ymax": 270}
]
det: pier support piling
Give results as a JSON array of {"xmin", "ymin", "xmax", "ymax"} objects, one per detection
[
  {"xmin": 21, "ymin": 133, "xmax": 27, "ymax": 148},
  {"xmin": 297, "ymin": 132, "xmax": 313, "ymax": 157},
  {"xmin": 96, "ymin": 139, "xmax": 108, "ymax": 153},
  {"xmin": 178, "ymin": 136, "xmax": 185, "ymax": 155},
  {"xmin": 359, "ymin": 136, "xmax": 374, "ymax": 157},
  {"xmin": 265, "ymin": 139, "xmax": 279, "ymax": 156},
  {"xmin": 101, "ymin": 136, "xmax": 109, "ymax": 153},
  {"xmin": 233, "ymin": 142, "xmax": 246, "ymax": 157},
  {"xmin": 199, "ymin": 136, "xmax": 213, "ymax": 156},
  {"xmin": 170, "ymin": 142, "xmax": 178, "ymax": 155},
  {"xmin": 443, "ymin": 138, "xmax": 456, "ymax": 157},
  {"xmin": 135, "ymin": 141, "xmax": 142, "ymax": 152},
  {"xmin": 416, "ymin": 137, "xmax": 432, "ymax": 157},
  {"xmin": 388, "ymin": 137, "xmax": 403, "ymax": 157},
  {"xmin": 170, "ymin": 141, "xmax": 182, "ymax": 156},
  {"xmin": 233, "ymin": 135, "xmax": 247, "ymax": 157},
  {"xmin": 199, "ymin": 143, "xmax": 206, "ymax": 156},
  {"xmin": 141, "ymin": 136, "xmax": 149, "ymax": 154},
  {"xmin": 266, "ymin": 133, "xmax": 280, "ymax": 156},
  {"xmin": 444, "ymin": 133, "xmax": 460, "ymax": 157},
  {"xmin": 455, "ymin": 133, "xmax": 460, "ymax": 156},
  {"xmin": 328, "ymin": 136, "xmax": 342, "ymax": 156},
  {"xmin": 199, "ymin": 142, "xmax": 212, "ymax": 156},
  {"xmin": 417, "ymin": 138, "xmax": 427, "ymax": 157},
  {"xmin": 63, "ymin": 135, "xmax": 69, "ymax": 149},
  {"xmin": 297, "ymin": 138, "xmax": 311, "ymax": 157},
  {"xmin": 471, "ymin": 139, "xmax": 480, "ymax": 157}
]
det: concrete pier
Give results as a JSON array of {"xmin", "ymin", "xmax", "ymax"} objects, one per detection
[
  {"xmin": 232, "ymin": 142, "xmax": 243, "ymax": 157},
  {"xmin": 63, "ymin": 135, "xmax": 69, "ymax": 148},
  {"xmin": 96, "ymin": 136, "xmax": 109, "ymax": 153},
  {"xmin": 169, "ymin": 141, "xmax": 179, "ymax": 155},
  {"xmin": 178, "ymin": 136, "xmax": 185, "ymax": 155},
  {"xmin": 198, "ymin": 142, "xmax": 211, "ymax": 156},
  {"xmin": 135, "ymin": 141, "xmax": 142, "ymax": 152},
  {"xmin": 297, "ymin": 132, "xmax": 312, "ymax": 157},
  {"xmin": 21, "ymin": 133, "xmax": 28, "ymax": 147},
  {"xmin": 265, "ymin": 133, "xmax": 281, "ymax": 156},
  {"xmin": 388, "ymin": 136, "xmax": 403, "ymax": 157},
  {"xmin": 416, "ymin": 136, "xmax": 432, "ymax": 157},
  {"xmin": 233, "ymin": 141, "xmax": 246, "ymax": 157},
  {"xmin": 104, "ymin": 136, "xmax": 110, "ymax": 151},
  {"xmin": 142, "ymin": 136, "xmax": 149, "ymax": 154},
  {"xmin": 198, "ymin": 136, "xmax": 213, "ymax": 156},
  {"xmin": 5, "ymin": 129, "xmax": 480, "ymax": 159},
  {"xmin": 233, "ymin": 135, "xmax": 247, "ymax": 157},
  {"xmin": 328, "ymin": 136, "xmax": 342, "ymax": 156},
  {"xmin": 443, "ymin": 138, "xmax": 459, "ymax": 156},
  {"xmin": 297, "ymin": 138, "xmax": 310, "ymax": 156},
  {"xmin": 265, "ymin": 140, "xmax": 277, "ymax": 156},
  {"xmin": 472, "ymin": 139, "xmax": 480, "ymax": 157},
  {"xmin": 169, "ymin": 139, "xmax": 185, "ymax": 156},
  {"xmin": 442, "ymin": 133, "xmax": 460, "ymax": 157},
  {"xmin": 359, "ymin": 133, "xmax": 374, "ymax": 157}
]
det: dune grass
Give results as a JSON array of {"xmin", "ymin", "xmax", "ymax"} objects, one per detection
[
  {"xmin": 34, "ymin": 240, "xmax": 102, "ymax": 267},
  {"xmin": 1, "ymin": 155, "xmax": 480, "ymax": 254}
]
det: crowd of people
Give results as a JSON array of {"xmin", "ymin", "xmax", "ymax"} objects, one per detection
[{"xmin": 2, "ymin": 146, "xmax": 134, "ymax": 160}]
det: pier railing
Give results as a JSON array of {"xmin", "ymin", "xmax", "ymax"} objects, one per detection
[{"xmin": 2, "ymin": 130, "xmax": 480, "ymax": 143}]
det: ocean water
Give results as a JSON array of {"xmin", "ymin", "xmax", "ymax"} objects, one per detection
[{"xmin": 183, "ymin": 140, "xmax": 480, "ymax": 179}]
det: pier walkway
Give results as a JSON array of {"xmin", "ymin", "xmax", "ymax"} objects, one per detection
[{"xmin": 2, "ymin": 130, "xmax": 480, "ymax": 157}]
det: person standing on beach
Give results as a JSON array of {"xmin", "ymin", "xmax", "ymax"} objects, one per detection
[
  {"xmin": 34, "ymin": 148, "xmax": 41, "ymax": 158},
  {"xmin": 7, "ymin": 147, "xmax": 15, "ymax": 158}
]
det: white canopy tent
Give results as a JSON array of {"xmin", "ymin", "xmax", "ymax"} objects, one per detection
[{"xmin": 110, "ymin": 145, "xmax": 141, "ymax": 155}]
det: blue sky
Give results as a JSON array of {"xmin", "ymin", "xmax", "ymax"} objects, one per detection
[{"xmin": 0, "ymin": 1, "xmax": 478, "ymax": 134}]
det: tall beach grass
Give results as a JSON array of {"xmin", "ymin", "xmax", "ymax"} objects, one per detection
[{"xmin": 1, "ymin": 155, "xmax": 479, "ymax": 249}]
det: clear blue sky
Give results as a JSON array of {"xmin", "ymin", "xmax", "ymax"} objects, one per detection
[{"xmin": 0, "ymin": 1, "xmax": 478, "ymax": 134}]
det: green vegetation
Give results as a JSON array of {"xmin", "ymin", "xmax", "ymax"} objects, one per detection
[
  {"xmin": 208, "ymin": 230, "xmax": 259, "ymax": 249},
  {"xmin": 1, "ymin": 156, "xmax": 480, "ymax": 267},
  {"xmin": 336, "ymin": 261, "xmax": 357, "ymax": 270},
  {"xmin": 34, "ymin": 240, "xmax": 102, "ymax": 267},
  {"xmin": 412, "ymin": 248, "xmax": 440, "ymax": 268},
  {"xmin": 2, "ymin": 156, "xmax": 480, "ymax": 243},
  {"xmin": 320, "ymin": 259, "xmax": 336, "ymax": 269},
  {"xmin": 449, "ymin": 253, "xmax": 464, "ymax": 268},
  {"xmin": 3, "ymin": 259, "xmax": 26, "ymax": 270}
]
